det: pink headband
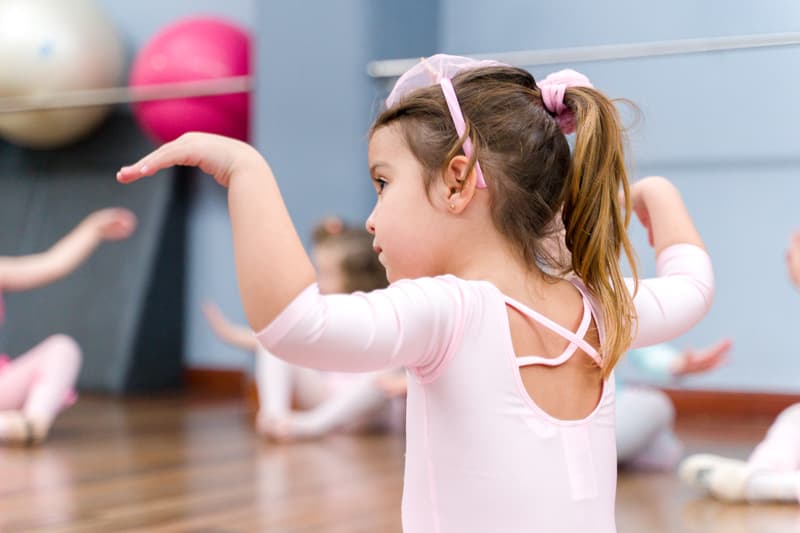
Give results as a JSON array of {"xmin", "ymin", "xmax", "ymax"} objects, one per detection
[
  {"xmin": 386, "ymin": 54, "xmax": 505, "ymax": 190},
  {"xmin": 537, "ymin": 69, "xmax": 593, "ymax": 135},
  {"xmin": 438, "ymin": 77, "xmax": 487, "ymax": 188},
  {"xmin": 386, "ymin": 55, "xmax": 594, "ymax": 187}
]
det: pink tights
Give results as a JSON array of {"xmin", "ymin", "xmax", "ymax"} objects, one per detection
[{"xmin": 0, "ymin": 334, "xmax": 81, "ymax": 441}]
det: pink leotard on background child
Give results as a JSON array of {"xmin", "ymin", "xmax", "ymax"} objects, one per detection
[{"xmin": 257, "ymin": 243, "xmax": 713, "ymax": 533}]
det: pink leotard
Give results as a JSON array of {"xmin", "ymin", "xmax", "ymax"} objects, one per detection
[{"xmin": 257, "ymin": 243, "xmax": 713, "ymax": 532}]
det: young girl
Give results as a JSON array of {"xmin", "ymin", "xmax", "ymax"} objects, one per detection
[
  {"xmin": 203, "ymin": 217, "xmax": 405, "ymax": 440},
  {"xmin": 679, "ymin": 231, "xmax": 800, "ymax": 503},
  {"xmin": 617, "ymin": 338, "xmax": 731, "ymax": 470},
  {"xmin": 118, "ymin": 54, "xmax": 714, "ymax": 532},
  {"xmin": 0, "ymin": 207, "xmax": 136, "ymax": 445}
]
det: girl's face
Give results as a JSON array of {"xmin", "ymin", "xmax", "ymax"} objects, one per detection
[
  {"xmin": 313, "ymin": 243, "xmax": 347, "ymax": 294},
  {"xmin": 365, "ymin": 125, "xmax": 453, "ymax": 283}
]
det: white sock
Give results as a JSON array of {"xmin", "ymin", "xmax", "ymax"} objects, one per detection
[
  {"xmin": 679, "ymin": 454, "xmax": 751, "ymax": 502},
  {"xmin": 254, "ymin": 347, "xmax": 294, "ymax": 434},
  {"xmin": 257, "ymin": 348, "xmax": 292, "ymax": 418},
  {"xmin": 281, "ymin": 376, "xmax": 387, "ymax": 438}
]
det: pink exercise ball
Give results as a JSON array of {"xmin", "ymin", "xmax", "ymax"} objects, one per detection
[{"xmin": 129, "ymin": 17, "xmax": 250, "ymax": 144}]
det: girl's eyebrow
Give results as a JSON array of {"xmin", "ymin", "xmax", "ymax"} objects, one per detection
[{"xmin": 369, "ymin": 161, "xmax": 391, "ymax": 175}]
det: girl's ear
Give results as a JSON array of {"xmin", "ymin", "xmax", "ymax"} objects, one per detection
[{"xmin": 438, "ymin": 155, "xmax": 478, "ymax": 214}]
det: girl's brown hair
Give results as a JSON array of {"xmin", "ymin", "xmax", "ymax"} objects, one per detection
[
  {"xmin": 370, "ymin": 66, "xmax": 638, "ymax": 377},
  {"xmin": 312, "ymin": 218, "xmax": 388, "ymax": 293}
]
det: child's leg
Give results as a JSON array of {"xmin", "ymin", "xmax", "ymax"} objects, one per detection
[
  {"xmin": 254, "ymin": 347, "xmax": 330, "ymax": 435},
  {"xmin": 291, "ymin": 367, "xmax": 333, "ymax": 410},
  {"xmin": 0, "ymin": 335, "xmax": 81, "ymax": 444},
  {"xmin": 255, "ymin": 346, "xmax": 292, "ymax": 421},
  {"xmin": 743, "ymin": 404, "xmax": 800, "ymax": 502},
  {"xmin": 616, "ymin": 386, "xmax": 682, "ymax": 470},
  {"xmin": 680, "ymin": 404, "xmax": 800, "ymax": 502},
  {"xmin": 679, "ymin": 455, "xmax": 800, "ymax": 503},
  {"xmin": 748, "ymin": 403, "xmax": 800, "ymax": 472},
  {"xmin": 265, "ymin": 373, "xmax": 390, "ymax": 441},
  {"xmin": 744, "ymin": 471, "xmax": 800, "ymax": 502},
  {"xmin": 0, "ymin": 354, "xmax": 42, "ymax": 443}
]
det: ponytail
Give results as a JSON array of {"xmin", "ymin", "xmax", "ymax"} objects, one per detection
[{"xmin": 561, "ymin": 87, "xmax": 638, "ymax": 378}]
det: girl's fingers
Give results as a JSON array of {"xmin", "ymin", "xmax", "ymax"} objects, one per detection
[
  {"xmin": 116, "ymin": 166, "xmax": 142, "ymax": 183},
  {"xmin": 116, "ymin": 133, "xmax": 241, "ymax": 188},
  {"xmin": 116, "ymin": 139, "xmax": 188, "ymax": 183}
]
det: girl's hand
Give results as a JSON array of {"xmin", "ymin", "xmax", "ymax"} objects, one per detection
[
  {"xmin": 116, "ymin": 132, "xmax": 259, "ymax": 187},
  {"xmin": 787, "ymin": 231, "xmax": 800, "ymax": 289},
  {"xmin": 85, "ymin": 208, "xmax": 137, "ymax": 241},
  {"xmin": 117, "ymin": 131, "xmax": 316, "ymax": 332}
]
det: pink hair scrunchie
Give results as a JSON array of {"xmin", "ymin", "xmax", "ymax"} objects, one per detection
[{"xmin": 538, "ymin": 69, "xmax": 593, "ymax": 135}]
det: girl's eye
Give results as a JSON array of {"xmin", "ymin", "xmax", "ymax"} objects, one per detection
[{"xmin": 374, "ymin": 178, "xmax": 387, "ymax": 193}]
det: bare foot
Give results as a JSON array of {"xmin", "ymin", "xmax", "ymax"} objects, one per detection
[
  {"xmin": 0, "ymin": 411, "xmax": 40, "ymax": 446},
  {"xmin": 259, "ymin": 415, "xmax": 297, "ymax": 443},
  {"xmin": 257, "ymin": 413, "xmax": 325, "ymax": 443}
]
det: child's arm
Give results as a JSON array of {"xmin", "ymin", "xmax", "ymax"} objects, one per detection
[
  {"xmin": 202, "ymin": 302, "xmax": 258, "ymax": 351},
  {"xmin": 628, "ymin": 338, "xmax": 731, "ymax": 379},
  {"xmin": 627, "ymin": 176, "xmax": 714, "ymax": 348},
  {"xmin": 787, "ymin": 231, "xmax": 800, "ymax": 290},
  {"xmin": 630, "ymin": 176, "xmax": 704, "ymax": 253},
  {"xmin": 118, "ymin": 134, "xmax": 467, "ymax": 377},
  {"xmin": 671, "ymin": 338, "xmax": 732, "ymax": 376},
  {"xmin": 0, "ymin": 208, "xmax": 136, "ymax": 292},
  {"xmin": 118, "ymin": 133, "xmax": 315, "ymax": 332}
]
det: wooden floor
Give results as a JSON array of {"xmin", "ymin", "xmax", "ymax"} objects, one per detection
[{"xmin": 1, "ymin": 394, "xmax": 799, "ymax": 532}]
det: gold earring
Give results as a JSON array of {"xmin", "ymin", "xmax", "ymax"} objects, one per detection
[{"xmin": 449, "ymin": 203, "xmax": 455, "ymax": 209}]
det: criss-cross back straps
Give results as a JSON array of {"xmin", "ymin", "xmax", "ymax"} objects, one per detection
[{"xmin": 504, "ymin": 291, "xmax": 601, "ymax": 367}]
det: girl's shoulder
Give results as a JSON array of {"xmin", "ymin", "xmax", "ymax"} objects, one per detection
[{"xmin": 378, "ymin": 275, "xmax": 499, "ymax": 316}]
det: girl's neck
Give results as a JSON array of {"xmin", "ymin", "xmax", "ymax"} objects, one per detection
[{"xmin": 447, "ymin": 235, "xmax": 556, "ymax": 300}]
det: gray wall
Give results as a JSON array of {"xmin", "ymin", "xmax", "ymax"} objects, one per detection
[
  {"xmin": 0, "ymin": 114, "xmax": 183, "ymax": 392},
  {"xmin": 253, "ymin": 0, "xmax": 438, "ymax": 245},
  {"xmin": 98, "ymin": 0, "xmax": 255, "ymax": 370},
  {"xmin": 439, "ymin": 0, "xmax": 800, "ymax": 392}
]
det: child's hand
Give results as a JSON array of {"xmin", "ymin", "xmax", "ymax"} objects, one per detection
[
  {"xmin": 116, "ymin": 132, "xmax": 260, "ymax": 188},
  {"xmin": 672, "ymin": 338, "xmax": 732, "ymax": 377},
  {"xmin": 377, "ymin": 373, "xmax": 408, "ymax": 398},
  {"xmin": 787, "ymin": 231, "xmax": 800, "ymax": 289},
  {"xmin": 202, "ymin": 301, "xmax": 225, "ymax": 328},
  {"xmin": 85, "ymin": 208, "xmax": 137, "ymax": 241}
]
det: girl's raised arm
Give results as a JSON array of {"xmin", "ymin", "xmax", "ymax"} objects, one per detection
[
  {"xmin": 0, "ymin": 207, "xmax": 136, "ymax": 292},
  {"xmin": 118, "ymin": 133, "xmax": 316, "ymax": 332}
]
